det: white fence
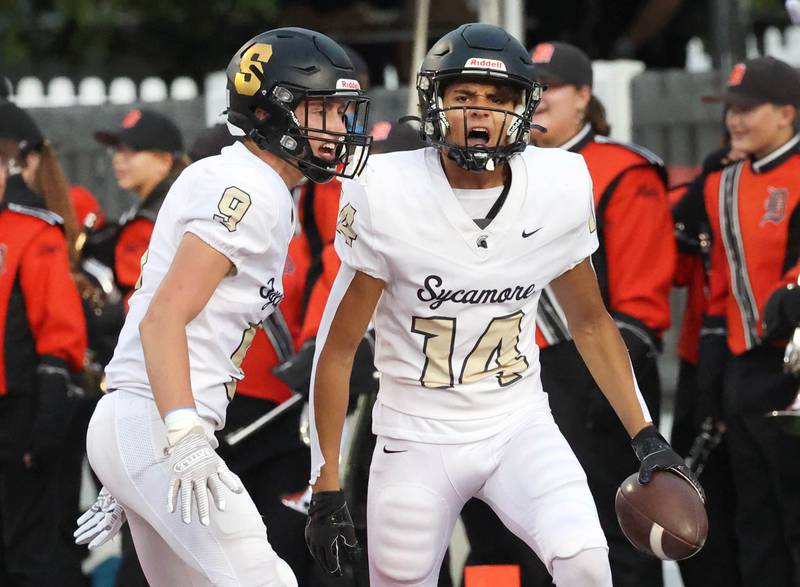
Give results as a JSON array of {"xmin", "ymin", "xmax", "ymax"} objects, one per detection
[
  {"xmin": 11, "ymin": 76, "xmax": 200, "ymax": 109},
  {"xmin": 6, "ymin": 24, "xmax": 800, "ymax": 143}
]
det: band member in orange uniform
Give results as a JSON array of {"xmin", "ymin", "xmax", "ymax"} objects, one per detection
[
  {"xmin": 0, "ymin": 139, "xmax": 87, "ymax": 586},
  {"xmin": 696, "ymin": 57, "xmax": 800, "ymax": 587},
  {"xmin": 671, "ymin": 146, "xmax": 743, "ymax": 587},
  {"xmin": 91, "ymin": 109, "xmax": 187, "ymax": 302}
]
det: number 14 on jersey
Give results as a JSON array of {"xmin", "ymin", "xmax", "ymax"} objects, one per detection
[{"xmin": 412, "ymin": 311, "xmax": 529, "ymax": 389}]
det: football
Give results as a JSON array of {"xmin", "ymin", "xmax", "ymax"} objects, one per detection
[{"xmin": 615, "ymin": 470, "xmax": 708, "ymax": 560}]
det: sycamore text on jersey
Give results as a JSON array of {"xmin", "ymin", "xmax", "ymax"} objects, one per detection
[
  {"xmin": 260, "ymin": 277, "xmax": 284, "ymax": 310},
  {"xmin": 416, "ymin": 274, "xmax": 537, "ymax": 310}
]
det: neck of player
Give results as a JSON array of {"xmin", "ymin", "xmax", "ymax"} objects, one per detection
[
  {"xmin": 439, "ymin": 150, "xmax": 509, "ymax": 189},
  {"xmin": 245, "ymin": 140, "xmax": 305, "ymax": 189}
]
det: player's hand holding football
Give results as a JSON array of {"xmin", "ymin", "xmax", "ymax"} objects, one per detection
[
  {"xmin": 631, "ymin": 424, "xmax": 706, "ymax": 502},
  {"xmin": 306, "ymin": 489, "xmax": 361, "ymax": 576},
  {"xmin": 166, "ymin": 423, "xmax": 243, "ymax": 526},
  {"xmin": 74, "ymin": 486, "xmax": 126, "ymax": 549}
]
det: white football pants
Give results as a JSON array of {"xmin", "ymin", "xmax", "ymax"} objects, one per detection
[
  {"xmin": 86, "ymin": 390, "xmax": 296, "ymax": 587},
  {"xmin": 367, "ymin": 407, "xmax": 611, "ymax": 586}
]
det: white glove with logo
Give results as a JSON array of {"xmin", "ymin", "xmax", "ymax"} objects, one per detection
[
  {"xmin": 167, "ymin": 425, "xmax": 243, "ymax": 525},
  {"xmin": 74, "ymin": 487, "xmax": 126, "ymax": 549},
  {"xmin": 788, "ymin": 0, "xmax": 800, "ymax": 25}
]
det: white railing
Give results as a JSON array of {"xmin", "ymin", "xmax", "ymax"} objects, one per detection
[{"xmin": 10, "ymin": 75, "xmax": 199, "ymax": 108}]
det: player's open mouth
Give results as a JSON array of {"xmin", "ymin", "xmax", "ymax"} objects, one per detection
[
  {"xmin": 317, "ymin": 142, "xmax": 338, "ymax": 162},
  {"xmin": 467, "ymin": 127, "xmax": 491, "ymax": 147}
]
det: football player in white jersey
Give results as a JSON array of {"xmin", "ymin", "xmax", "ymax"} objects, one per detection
[
  {"xmin": 74, "ymin": 28, "xmax": 371, "ymax": 587},
  {"xmin": 306, "ymin": 23, "xmax": 703, "ymax": 586}
]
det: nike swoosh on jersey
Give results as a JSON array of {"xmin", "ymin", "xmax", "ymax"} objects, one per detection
[
  {"xmin": 522, "ymin": 227, "xmax": 543, "ymax": 238},
  {"xmin": 382, "ymin": 445, "xmax": 408, "ymax": 454}
]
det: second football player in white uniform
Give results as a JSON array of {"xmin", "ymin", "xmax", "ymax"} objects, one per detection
[
  {"xmin": 74, "ymin": 28, "xmax": 372, "ymax": 586},
  {"xmin": 306, "ymin": 24, "xmax": 702, "ymax": 586}
]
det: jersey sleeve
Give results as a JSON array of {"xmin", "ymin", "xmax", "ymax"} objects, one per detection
[
  {"xmin": 334, "ymin": 179, "xmax": 389, "ymax": 281},
  {"xmin": 179, "ymin": 170, "xmax": 278, "ymax": 270},
  {"xmin": 562, "ymin": 160, "xmax": 600, "ymax": 273}
]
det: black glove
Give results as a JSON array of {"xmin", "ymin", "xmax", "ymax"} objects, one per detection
[
  {"xmin": 763, "ymin": 285, "xmax": 800, "ymax": 341},
  {"xmin": 694, "ymin": 316, "xmax": 729, "ymax": 430},
  {"xmin": 29, "ymin": 358, "xmax": 74, "ymax": 466},
  {"xmin": 305, "ymin": 490, "xmax": 361, "ymax": 576},
  {"xmin": 631, "ymin": 425, "xmax": 706, "ymax": 502}
]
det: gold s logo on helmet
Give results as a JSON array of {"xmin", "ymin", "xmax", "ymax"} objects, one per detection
[{"xmin": 235, "ymin": 43, "xmax": 273, "ymax": 96}]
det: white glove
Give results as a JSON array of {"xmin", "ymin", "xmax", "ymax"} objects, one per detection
[
  {"xmin": 74, "ymin": 487, "xmax": 126, "ymax": 549},
  {"xmin": 167, "ymin": 426, "xmax": 243, "ymax": 525},
  {"xmin": 788, "ymin": 0, "xmax": 800, "ymax": 25}
]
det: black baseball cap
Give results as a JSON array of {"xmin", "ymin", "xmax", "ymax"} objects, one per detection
[
  {"xmin": 703, "ymin": 57, "xmax": 800, "ymax": 108},
  {"xmin": 0, "ymin": 100, "xmax": 44, "ymax": 152},
  {"xmin": 530, "ymin": 41, "xmax": 593, "ymax": 88},
  {"xmin": 95, "ymin": 108, "xmax": 184, "ymax": 154}
]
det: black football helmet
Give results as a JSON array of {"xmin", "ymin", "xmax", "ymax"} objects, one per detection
[
  {"xmin": 226, "ymin": 28, "xmax": 372, "ymax": 183},
  {"xmin": 417, "ymin": 23, "xmax": 542, "ymax": 171}
]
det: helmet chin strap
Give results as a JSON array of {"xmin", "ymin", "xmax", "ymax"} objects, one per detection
[
  {"xmin": 446, "ymin": 146, "xmax": 498, "ymax": 172},
  {"xmin": 297, "ymin": 158, "xmax": 335, "ymax": 183}
]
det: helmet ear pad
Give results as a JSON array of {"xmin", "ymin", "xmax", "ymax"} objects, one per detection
[{"xmin": 227, "ymin": 111, "xmax": 254, "ymax": 136}]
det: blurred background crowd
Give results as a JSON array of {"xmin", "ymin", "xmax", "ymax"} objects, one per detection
[{"xmin": 1, "ymin": 1, "xmax": 800, "ymax": 586}]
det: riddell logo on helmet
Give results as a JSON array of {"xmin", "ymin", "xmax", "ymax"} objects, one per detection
[
  {"xmin": 122, "ymin": 109, "xmax": 142, "ymax": 129},
  {"xmin": 336, "ymin": 78, "xmax": 361, "ymax": 90},
  {"xmin": 532, "ymin": 44, "xmax": 555, "ymax": 64},
  {"xmin": 465, "ymin": 57, "xmax": 507, "ymax": 71},
  {"xmin": 728, "ymin": 63, "xmax": 747, "ymax": 86}
]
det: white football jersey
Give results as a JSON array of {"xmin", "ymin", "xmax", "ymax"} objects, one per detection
[
  {"xmin": 308, "ymin": 146, "xmax": 598, "ymax": 480},
  {"xmin": 105, "ymin": 142, "xmax": 295, "ymax": 429}
]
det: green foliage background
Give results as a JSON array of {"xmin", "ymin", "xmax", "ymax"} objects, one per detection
[{"xmin": 1, "ymin": 0, "xmax": 282, "ymax": 80}]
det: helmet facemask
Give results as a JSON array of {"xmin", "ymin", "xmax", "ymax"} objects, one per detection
[
  {"xmin": 418, "ymin": 71, "xmax": 543, "ymax": 172},
  {"xmin": 244, "ymin": 84, "xmax": 372, "ymax": 183}
]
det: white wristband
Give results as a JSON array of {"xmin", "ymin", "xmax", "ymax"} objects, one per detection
[{"xmin": 164, "ymin": 407, "xmax": 203, "ymax": 446}]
